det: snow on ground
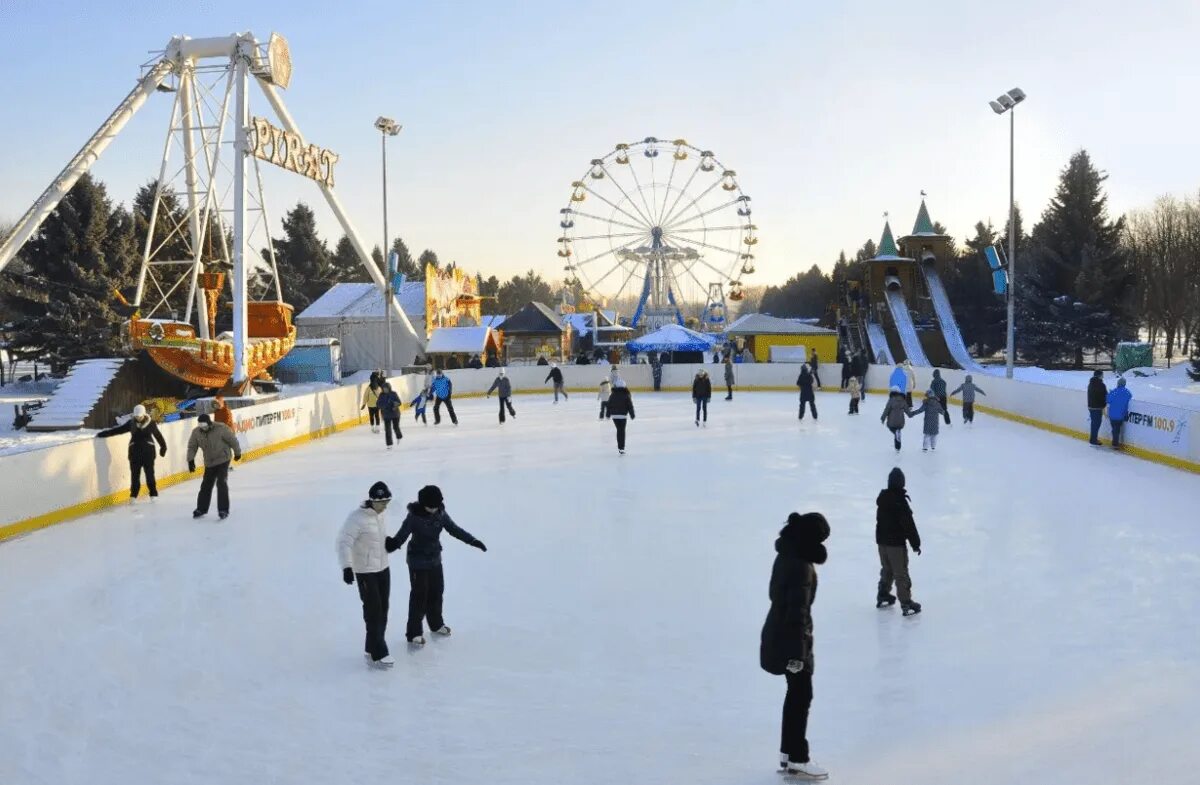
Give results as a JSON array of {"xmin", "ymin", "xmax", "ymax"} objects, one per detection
[
  {"xmin": 2, "ymin": 392, "xmax": 1199, "ymax": 785},
  {"xmin": 977, "ymin": 362, "xmax": 1200, "ymax": 410}
]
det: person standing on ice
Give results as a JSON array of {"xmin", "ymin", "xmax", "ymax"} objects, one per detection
[
  {"xmin": 796, "ymin": 363, "xmax": 818, "ymax": 420},
  {"xmin": 875, "ymin": 467, "xmax": 921, "ymax": 616},
  {"xmin": 605, "ymin": 378, "xmax": 635, "ymax": 454},
  {"xmin": 880, "ymin": 386, "xmax": 910, "ymax": 452},
  {"xmin": 888, "ymin": 364, "xmax": 907, "ymax": 398},
  {"xmin": 430, "ymin": 369, "xmax": 458, "ymax": 425},
  {"xmin": 930, "ymin": 370, "xmax": 951, "ymax": 426},
  {"xmin": 847, "ymin": 375, "xmax": 861, "ymax": 415},
  {"xmin": 186, "ymin": 413, "xmax": 241, "ymax": 519},
  {"xmin": 902, "ymin": 360, "xmax": 917, "ymax": 407},
  {"xmin": 651, "ymin": 354, "xmax": 664, "ymax": 391},
  {"xmin": 908, "ymin": 390, "xmax": 944, "ymax": 451},
  {"xmin": 361, "ymin": 379, "xmax": 381, "ymax": 433},
  {"xmin": 759, "ymin": 511, "xmax": 831, "ymax": 780},
  {"xmin": 97, "ymin": 404, "xmax": 167, "ymax": 502},
  {"xmin": 597, "ymin": 377, "xmax": 612, "ymax": 419},
  {"xmin": 376, "ymin": 383, "xmax": 403, "ymax": 448},
  {"xmin": 337, "ymin": 481, "xmax": 395, "ymax": 669},
  {"xmin": 949, "ymin": 375, "xmax": 986, "ymax": 424},
  {"xmin": 723, "ymin": 355, "xmax": 736, "ymax": 400},
  {"xmin": 1087, "ymin": 370, "xmax": 1108, "ymax": 446},
  {"xmin": 692, "ymin": 369, "xmax": 712, "ymax": 426},
  {"xmin": 386, "ymin": 485, "xmax": 487, "ymax": 645},
  {"xmin": 545, "ymin": 363, "xmax": 568, "ymax": 402},
  {"xmin": 809, "ymin": 350, "xmax": 822, "ymax": 388},
  {"xmin": 840, "ymin": 353, "xmax": 851, "ymax": 390},
  {"xmin": 486, "ymin": 368, "xmax": 516, "ymax": 423},
  {"xmin": 1106, "ymin": 377, "xmax": 1132, "ymax": 450}
]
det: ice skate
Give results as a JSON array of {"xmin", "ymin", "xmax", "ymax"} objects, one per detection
[
  {"xmin": 218, "ymin": 511, "xmax": 229, "ymax": 520},
  {"xmin": 695, "ymin": 419, "xmax": 700, "ymax": 427},
  {"xmin": 902, "ymin": 601, "xmax": 922, "ymax": 616},
  {"xmin": 368, "ymin": 655, "xmax": 395, "ymax": 669},
  {"xmin": 618, "ymin": 449, "xmax": 626, "ymax": 455},
  {"xmin": 876, "ymin": 594, "xmax": 896, "ymax": 608},
  {"xmin": 192, "ymin": 510, "xmax": 205, "ymax": 519},
  {"xmin": 433, "ymin": 626, "xmax": 452, "ymax": 636},
  {"xmin": 408, "ymin": 636, "xmax": 426, "ymax": 646},
  {"xmin": 785, "ymin": 760, "xmax": 828, "ymax": 780}
]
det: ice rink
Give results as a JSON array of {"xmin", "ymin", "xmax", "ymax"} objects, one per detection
[{"xmin": 3, "ymin": 390, "xmax": 1199, "ymax": 784}]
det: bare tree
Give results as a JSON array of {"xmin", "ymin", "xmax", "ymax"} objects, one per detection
[{"xmin": 1125, "ymin": 196, "xmax": 1198, "ymax": 365}]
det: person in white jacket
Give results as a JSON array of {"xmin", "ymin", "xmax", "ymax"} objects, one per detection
[{"xmin": 337, "ymin": 481, "xmax": 395, "ymax": 669}]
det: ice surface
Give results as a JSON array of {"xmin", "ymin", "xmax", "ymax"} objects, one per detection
[{"xmin": 2, "ymin": 391, "xmax": 1199, "ymax": 785}]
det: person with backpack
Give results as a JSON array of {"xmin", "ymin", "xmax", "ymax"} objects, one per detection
[
  {"xmin": 1087, "ymin": 370, "xmax": 1108, "ymax": 445},
  {"xmin": 430, "ymin": 370, "xmax": 458, "ymax": 425},
  {"xmin": 759, "ymin": 512, "xmax": 831, "ymax": 780},
  {"xmin": 796, "ymin": 363, "xmax": 818, "ymax": 420},
  {"xmin": 545, "ymin": 363, "xmax": 568, "ymax": 402},
  {"xmin": 1107, "ymin": 377, "xmax": 1133, "ymax": 450},
  {"xmin": 605, "ymin": 378, "xmax": 635, "ymax": 454},
  {"xmin": 336, "ymin": 481, "xmax": 395, "ymax": 669},
  {"xmin": 486, "ymin": 368, "xmax": 516, "ymax": 423},
  {"xmin": 875, "ymin": 467, "xmax": 922, "ymax": 616},
  {"xmin": 880, "ymin": 387, "xmax": 910, "ymax": 452},
  {"xmin": 376, "ymin": 383, "xmax": 403, "ymax": 448},
  {"xmin": 692, "ymin": 369, "xmax": 712, "ymax": 426},
  {"xmin": 949, "ymin": 375, "xmax": 986, "ymax": 424},
  {"xmin": 97, "ymin": 404, "xmax": 167, "ymax": 502}
]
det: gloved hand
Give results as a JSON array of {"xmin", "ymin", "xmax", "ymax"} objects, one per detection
[
  {"xmin": 360, "ymin": 406, "xmax": 365, "ymax": 411},
  {"xmin": 233, "ymin": 454, "xmax": 241, "ymax": 462},
  {"xmin": 159, "ymin": 446, "xmax": 167, "ymax": 457},
  {"xmin": 472, "ymin": 540, "xmax": 487, "ymax": 552},
  {"xmin": 343, "ymin": 567, "xmax": 354, "ymax": 585},
  {"xmin": 914, "ymin": 547, "xmax": 922, "ymax": 556},
  {"xmin": 385, "ymin": 536, "xmax": 399, "ymax": 553},
  {"xmin": 786, "ymin": 659, "xmax": 804, "ymax": 674},
  {"xmin": 188, "ymin": 460, "xmax": 196, "ymax": 473}
]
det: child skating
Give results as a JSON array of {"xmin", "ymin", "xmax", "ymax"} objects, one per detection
[
  {"xmin": 847, "ymin": 376, "xmax": 861, "ymax": 415},
  {"xmin": 949, "ymin": 375, "xmax": 986, "ymax": 424},
  {"xmin": 908, "ymin": 390, "xmax": 944, "ymax": 451},
  {"xmin": 875, "ymin": 467, "xmax": 922, "ymax": 616},
  {"xmin": 880, "ymin": 386, "xmax": 910, "ymax": 452},
  {"xmin": 410, "ymin": 389, "xmax": 429, "ymax": 425}
]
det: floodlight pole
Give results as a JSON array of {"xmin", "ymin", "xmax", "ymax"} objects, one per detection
[
  {"xmin": 1005, "ymin": 107, "xmax": 1015, "ymax": 379},
  {"xmin": 381, "ymin": 130, "xmax": 393, "ymax": 374}
]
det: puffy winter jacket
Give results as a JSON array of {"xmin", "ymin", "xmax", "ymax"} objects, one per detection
[
  {"xmin": 931, "ymin": 370, "xmax": 947, "ymax": 397},
  {"xmin": 692, "ymin": 376, "xmax": 712, "ymax": 400},
  {"xmin": 759, "ymin": 532, "xmax": 825, "ymax": 676},
  {"xmin": 431, "ymin": 375, "xmax": 453, "ymax": 400},
  {"xmin": 1087, "ymin": 377, "xmax": 1109, "ymax": 410},
  {"xmin": 881, "ymin": 393, "xmax": 909, "ymax": 429},
  {"xmin": 1107, "ymin": 386, "xmax": 1133, "ymax": 420},
  {"xmin": 362, "ymin": 386, "xmax": 380, "ymax": 408},
  {"xmin": 186, "ymin": 422, "xmax": 241, "ymax": 467},
  {"xmin": 98, "ymin": 418, "xmax": 167, "ymax": 460},
  {"xmin": 904, "ymin": 363, "xmax": 917, "ymax": 393},
  {"xmin": 724, "ymin": 362, "xmax": 735, "ymax": 384},
  {"xmin": 796, "ymin": 367, "xmax": 815, "ymax": 398},
  {"xmin": 606, "ymin": 386, "xmax": 635, "ymax": 418},
  {"xmin": 487, "ymin": 376, "xmax": 512, "ymax": 397},
  {"xmin": 545, "ymin": 367, "xmax": 564, "ymax": 385},
  {"xmin": 389, "ymin": 503, "xmax": 480, "ymax": 569},
  {"xmin": 376, "ymin": 390, "xmax": 402, "ymax": 419},
  {"xmin": 950, "ymin": 379, "xmax": 985, "ymax": 403},
  {"xmin": 212, "ymin": 403, "xmax": 234, "ymax": 428},
  {"xmin": 888, "ymin": 367, "xmax": 908, "ymax": 393},
  {"xmin": 336, "ymin": 505, "xmax": 390, "ymax": 574},
  {"xmin": 909, "ymin": 394, "xmax": 943, "ymax": 435},
  {"xmin": 876, "ymin": 488, "xmax": 921, "ymax": 550}
]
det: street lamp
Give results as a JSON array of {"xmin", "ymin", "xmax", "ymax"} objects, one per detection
[
  {"xmin": 989, "ymin": 87, "xmax": 1025, "ymax": 379},
  {"xmin": 374, "ymin": 116, "xmax": 402, "ymax": 372}
]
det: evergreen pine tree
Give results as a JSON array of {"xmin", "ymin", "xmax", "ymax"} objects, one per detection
[
  {"xmin": 950, "ymin": 221, "xmax": 1006, "ymax": 356},
  {"xmin": 330, "ymin": 235, "xmax": 368, "ymax": 282},
  {"xmin": 272, "ymin": 202, "xmax": 334, "ymax": 312},
  {"xmin": 390, "ymin": 237, "xmax": 420, "ymax": 280}
]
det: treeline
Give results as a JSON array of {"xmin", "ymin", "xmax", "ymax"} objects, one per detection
[{"xmin": 757, "ymin": 149, "xmax": 1200, "ymax": 369}]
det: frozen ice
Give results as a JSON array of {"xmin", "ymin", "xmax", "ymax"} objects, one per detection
[{"xmin": 2, "ymin": 391, "xmax": 1199, "ymax": 784}]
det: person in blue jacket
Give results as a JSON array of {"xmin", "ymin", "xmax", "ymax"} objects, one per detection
[
  {"xmin": 888, "ymin": 364, "xmax": 907, "ymax": 397},
  {"xmin": 1106, "ymin": 377, "xmax": 1133, "ymax": 450},
  {"xmin": 430, "ymin": 370, "xmax": 458, "ymax": 425}
]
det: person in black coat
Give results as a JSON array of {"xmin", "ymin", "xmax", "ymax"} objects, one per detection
[
  {"xmin": 840, "ymin": 354, "xmax": 851, "ymax": 390},
  {"xmin": 386, "ymin": 485, "xmax": 487, "ymax": 644},
  {"xmin": 605, "ymin": 379, "xmax": 635, "ymax": 453},
  {"xmin": 796, "ymin": 364, "xmax": 818, "ymax": 420},
  {"xmin": 809, "ymin": 351, "xmax": 822, "ymax": 388},
  {"xmin": 376, "ymin": 383, "xmax": 403, "ymax": 448},
  {"xmin": 875, "ymin": 467, "xmax": 921, "ymax": 614},
  {"xmin": 691, "ymin": 369, "xmax": 712, "ymax": 426},
  {"xmin": 545, "ymin": 363, "xmax": 569, "ymax": 402},
  {"xmin": 760, "ymin": 512, "xmax": 830, "ymax": 779},
  {"xmin": 97, "ymin": 404, "xmax": 168, "ymax": 500},
  {"xmin": 1087, "ymin": 370, "xmax": 1108, "ymax": 446}
]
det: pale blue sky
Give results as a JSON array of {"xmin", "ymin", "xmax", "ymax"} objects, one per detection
[{"xmin": 1, "ymin": 0, "xmax": 1198, "ymax": 287}]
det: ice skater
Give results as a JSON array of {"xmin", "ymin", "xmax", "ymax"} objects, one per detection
[
  {"xmin": 386, "ymin": 485, "xmax": 487, "ymax": 645},
  {"xmin": 545, "ymin": 363, "xmax": 568, "ymax": 402},
  {"xmin": 759, "ymin": 511, "xmax": 830, "ymax": 780},
  {"xmin": 431, "ymin": 370, "xmax": 458, "ymax": 425},
  {"xmin": 930, "ymin": 370, "xmax": 951, "ymax": 426},
  {"xmin": 337, "ymin": 481, "xmax": 395, "ymax": 669},
  {"xmin": 410, "ymin": 387, "xmax": 429, "ymax": 425},
  {"xmin": 651, "ymin": 355, "xmax": 663, "ymax": 391},
  {"xmin": 361, "ymin": 379, "xmax": 381, "ymax": 433},
  {"xmin": 949, "ymin": 375, "xmax": 986, "ymax": 424},
  {"xmin": 724, "ymin": 355, "xmax": 735, "ymax": 400},
  {"xmin": 796, "ymin": 363, "xmax": 818, "ymax": 420},
  {"xmin": 902, "ymin": 360, "xmax": 917, "ymax": 407},
  {"xmin": 186, "ymin": 413, "xmax": 242, "ymax": 519},
  {"xmin": 692, "ymin": 369, "xmax": 712, "ymax": 426},
  {"xmin": 880, "ymin": 386, "xmax": 910, "ymax": 452},
  {"xmin": 597, "ymin": 377, "xmax": 612, "ymax": 419},
  {"xmin": 809, "ymin": 350, "xmax": 822, "ymax": 388},
  {"xmin": 908, "ymin": 390, "xmax": 944, "ymax": 451},
  {"xmin": 96, "ymin": 404, "xmax": 167, "ymax": 502},
  {"xmin": 376, "ymin": 383, "xmax": 403, "ymax": 448},
  {"xmin": 486, "ymin": 368, "xmax": 516, "ymax": 423},
  {"xmin": 847, "ymin": 375, "xmax": 861, "ymax": 415},
  {"xmin": 1107, "ymin": 377, "xmax": 1132, "ymax": 450},
  {"xmin": 875, "ymin": 467, "xmax": 921, "ymax": 616},
  {"xmin": 605, "ymin": 378, "xmax": 635, "ymax": 454}
]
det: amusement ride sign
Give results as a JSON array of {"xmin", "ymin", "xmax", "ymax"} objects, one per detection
[{"xmin": 249, "ymin": 117, "xmax": 339, "ymax": 187}]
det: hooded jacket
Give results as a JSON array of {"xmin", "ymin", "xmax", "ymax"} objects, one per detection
[
  {"xmin": 876, "ymin": 469, "xmax": 920, "ymax": 550},
  {"xmin": 881, "ymin": 392, "xmax": 909, "ymax": 429},
  {"xmin": 692, "ymin": 374, "xmax": 712, "ymax": 400},
  {"xmin": 888, "ymin": 366, "xmax": 908, "ymax": 393},
  {"xmin": 431, "ymin": 374, "xmax": 453, "ymax": 400},
  {"xmin": 487, "ymin": 375, "xmax": 512, "ymax": 397},
  {"xmin": 98, "ymin": 417, "xmax": 167, "ymax": 460},
  {"xmin": 336, "ymin": 504, "xmax": 390, "ymax": 574},
  {"xmin": 1087, "ymin": 376, "xmax": 1108, "ymax": 410},
  {"xmin": 903, "ymin": 362, "xmax": 917, "ymax": 392},
  {"xmin": 796, "ymin": 366, "xmax": 815, "ymax": 398},
  {"xmin": 848, "ymin": 377, "xmax": 861, "ymax": 399},
  {"xmin": 950, "ymin": 377, "xmax": 985, "ymax": 403},
  {"xmin": 387, "ymin": 502, "xmax": 481, "ymax": 569},
  {"xmin": 931, "ymin": 370, "xmax": 947, "ymax": 398},
  {"xmin": 760, "ymin": 514, "xmax": 829, "ymax": 676},
  {"xmin": 606, "ymin": 384, "xmax": 635, "ymax": 418},
  {"xmin": 909, "ymin": 393, "xmax": 944, "ymax": 435},
  {"xmin": 376, "ymin": 389, "xmax": 402, "ymax": 419},
  {"xmin": 1107, "ymin": 384, "xmax": 1133, "ymax": 420},
  {"xmin": 545, "ymin": 367, "xmax": 564, "ymax": 385},
  {"xmin": 186, "ymin": 422, "xmax": 241, "ymax": 466}
]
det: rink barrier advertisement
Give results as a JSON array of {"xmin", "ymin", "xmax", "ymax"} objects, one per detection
[{"xmin": 2, "ymin": 363, "xmax": 1197, "ymax": 542}]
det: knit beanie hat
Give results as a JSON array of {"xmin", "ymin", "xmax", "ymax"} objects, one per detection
[
  {"xmin": 367, "ymin": 481, "xmax": 392, "ymax": 502},
  {"xmin": 781, "ymin": 511, "xmax": 830, "ymax": 544},
  {"xmin": 197, "ymin": 413, "xmax": 212, "ymax": 425},
  {"xmin": 417, "ymin": 485, "xmax": 444, "ymax": 508},
  {"xmin": 888, "ymin": 467, "xmax": 906, "ymax": 490}
]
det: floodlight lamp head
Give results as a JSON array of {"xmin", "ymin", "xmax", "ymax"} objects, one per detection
[
  {"xmin": 997, "ymin": 94, "xmax": 1016, "ymax": 110},
  {"xmin": 1007, "ymin": 87, "xmax": 1026, "ymax": 104},
  {"xmin": 989, "ymin": 100, "xmax": 1005, "ymax": 114},
  {"xmin": 374, "ymin": 117, "xmax": 401, "ymax": 136}
]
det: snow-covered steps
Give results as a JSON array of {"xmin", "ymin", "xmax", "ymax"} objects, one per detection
[{"xmin": 27, "ymin": 358, "xmax": 129, "ymax": 431}]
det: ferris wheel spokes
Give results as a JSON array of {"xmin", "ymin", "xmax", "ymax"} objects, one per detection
[
  {"xmin": 581, "ymin": 181, "xmax": 653, "ymax": 231},
  {"xmin": 658, "ymin": 158, "xmax": 704, "ymax": 234},
  {"xmin": 660, "ymin": 175, "xmax": 723, "ymax": 229},
  {"xmin": 564, "ymin": 208, "xmax": 647, "ymax": 234},
  {"xmin": 624, "ymin": 158, "xmax": 658, "ymax": 231},
  {"xmin": 664, "ymin": 196, "xmax": 747, "ymax": 231},
  {"xmin": 597, "ymin": 163, "xmax": 655, "ymax": 228},
  {"xmin": 656, "ymin": 152, "xmax": 681, "ymax": 226}
]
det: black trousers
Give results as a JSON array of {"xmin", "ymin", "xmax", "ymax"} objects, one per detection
[
  {"xmin": 498, "ymin": 396, "xmax": 516, "ymax": 422},
  {"xmin": 811, "ymin": 369, "xmax": 821, "ymax": 388},
  {"xmin": 905, "ymin": 393, "xmax": 913, "ymax": 407},
  {"xmin": 612, "ymin": 417, "xmax": 628, "ymax": 450},
  {"xmin": 849, "ymin": 397, "xmax": 859, "ymax": 415},
  {"xmin": 694, "ymin": 398, "xmax": 708, "ymax": 422},
  {"xmin": 195, "ymin": 460, "xmax": 230, "ymax": 514},
  {"xmin": 890, "ymin": 426, "xmax": 903, "ymax": 450},
  {"xmin": 964, "ymin": 401, "xmax": 975, "ymax": 423},
  {"xmin": 599, "ymin": 401, "xmax": 608, "ymax": 419},
  {"xmin": 356, "ymin": 568, "xmax": 390, "ymax": 660},
  {"xmin": 1111, "ymin": 418, "xmax": 1125, "ymax": 447},
  {"xmin": 367, "ymin": 407, "xmax": 380, "ymax": 427},
  {"xmin": 407, "ymin": 564, "xmax": 445, "ymax": 640},
  {"xmin": 725, "ymin": 382, "xmax": 733, "ymax": 399},
  {"xmin": 383, "ymin": 417, "xmax": 402, "ymax": 446},
  {"xmin": 130, "ymin": 453, "xmax": 158, "ymax": 498},
  {"xmin": 434, "ymin": 397, "xmax": 457, "ymax": 424},
  {"xmin": 653, "ymin": 373, "xmax": 662, "ymax": 391},
  {"xmin": 781, "ymin": 670, "xmax": 813, "ymax": 763},
  {"xmin": 798, "ymin": 395, "xmax": 818, "ymax": 420},
  {"xmin": 552, "ymin": 383, "xmax": 568, "ymax": 402},
  {"xmin": 937, "ymin": 394, "xmax": 950, "ymax": 425}
]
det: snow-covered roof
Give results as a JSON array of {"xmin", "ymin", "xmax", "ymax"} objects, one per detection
[
  {"xmin": 295, "ymin": 282, "xmax": 426, "ymax": 323},
  {"xmin": 626, "ymin": 324, "xmax": 719, "ymax": 353},
  {"xmin": 29, "ymin": 358, "xmax": 127, "ymax": 430},
  {"xmin": 726, "ymin": 313, "xmax": 837, "ymax": 336},
  {"xmin": 293, "ymin": 337, "xmax": 340, "ymax": 347},
  {"xmin": 425, "ymin": 326, "xmax": 494, "ymax": 354},
  {"xmin": 561, "ymin": 310, "xmax": 619, "ymax": 337},
  {"xmin": 480, "ymin": 315, "xmax": 507, "ymax": 329}
]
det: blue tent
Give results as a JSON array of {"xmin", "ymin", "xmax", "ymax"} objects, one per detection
[{"xmin": 626, "ymin": 324, "xmax": 719, "ymax": 353}]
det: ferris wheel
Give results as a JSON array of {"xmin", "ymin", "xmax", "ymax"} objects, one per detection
[{"xmin": 557, "ymin": 137, "xmax": 756, "ymax": 330}]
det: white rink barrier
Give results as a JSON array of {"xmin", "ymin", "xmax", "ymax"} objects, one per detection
[{"xmin": 2, "ymin": 362, "xmax": 1197, "ymax": 541}]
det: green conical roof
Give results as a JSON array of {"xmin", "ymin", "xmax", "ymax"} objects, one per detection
[
  {"xmin": 912, "ymin": 199, "xmax": 935, "ymax": 235},
  {"xmin": 878, "ymin": 221, "xmax": 899, "ymax": 256}
]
